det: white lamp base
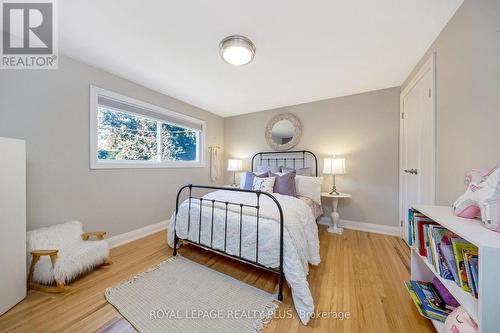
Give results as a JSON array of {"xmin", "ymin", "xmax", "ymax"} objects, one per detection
[
  {"xmin": 328, "ymin": 198, "xmax": 344, "ymax": 235},
  {"xmin": 327, "ymin": 225, "xmax": 344, "ymax": 234}
]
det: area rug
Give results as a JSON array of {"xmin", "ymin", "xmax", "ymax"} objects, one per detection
[{"xmin": 105, "ymin": 255, "xmax": 279, "ymax": 333}]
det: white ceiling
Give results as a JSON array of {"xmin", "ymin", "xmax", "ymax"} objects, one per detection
[{"xmin": 60, "ymin": 0, "xmax": 463, "ymax": 117}]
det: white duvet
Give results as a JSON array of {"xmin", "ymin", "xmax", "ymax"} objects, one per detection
[{"xmin": 167, "ymin": 190, "xmax": 320, "ymax": 325}]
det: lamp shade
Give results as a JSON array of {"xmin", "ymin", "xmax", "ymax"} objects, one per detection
[
  {"xmin": 323, "ymin": 158, "xmax": 346, "ymax": 175},
  {"xmin": 227, "ymin": 159, "xmax": 243, "ymax": 171}
]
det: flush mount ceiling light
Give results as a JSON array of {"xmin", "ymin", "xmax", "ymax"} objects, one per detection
[{"xmin": 219, "ymin": 35, "xmax": 256, "ymax": 66}]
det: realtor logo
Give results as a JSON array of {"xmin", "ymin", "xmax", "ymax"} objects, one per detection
[{"xmin": 1, "ymin": 0, "xmax": 58, "ymax": 69}]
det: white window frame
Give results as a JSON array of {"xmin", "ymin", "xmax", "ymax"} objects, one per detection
[{"xmin": 90, "ymin": 85, "xmax": 206, "ymax": 169}]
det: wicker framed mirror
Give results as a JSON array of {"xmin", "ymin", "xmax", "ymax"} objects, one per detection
[{"xmin": 265, "ymin": 113, "xmax": 302, "ymax": 151}]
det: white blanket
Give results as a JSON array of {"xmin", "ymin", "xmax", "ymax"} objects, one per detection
[{"xmin": 167, "ymin": 190, "xmax": 320, "ymax": 324}]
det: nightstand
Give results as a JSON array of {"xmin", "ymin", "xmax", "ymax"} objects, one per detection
[{"xmin": 320, "ymin": 192, "xmax": 352, "ymax": 234}]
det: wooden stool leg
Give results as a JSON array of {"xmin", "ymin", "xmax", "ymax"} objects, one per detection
[
  {"xmin": 55, "ymin": 280, "xmax": 67, "ymax": 292},
  {"xmin": 101, "ymin": 259, "xmax": 112, "ymax": 266},
  {"xmin": 27, "ymin": 250, "xmax": 67, "ymax": 293},
  {"xmin": 27, "ymin": 255, "xmax": 40, "ymax": 286},
  {"xmin": 49, "ymin": 253, "xmax": 58, "ymax": 267}
]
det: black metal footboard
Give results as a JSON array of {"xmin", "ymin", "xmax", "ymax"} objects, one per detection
[{"xmin": 172, "ymin": 184, "xmax": 285, "ymax": 301}]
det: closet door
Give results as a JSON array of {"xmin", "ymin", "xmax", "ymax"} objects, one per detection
[
  {"xmin": 0, "ymin": 137, "xmax": 26, "ymax": 315},
  {"xmin": 400, "ymin": 54, "xmax": 436, "ymax": 244}
]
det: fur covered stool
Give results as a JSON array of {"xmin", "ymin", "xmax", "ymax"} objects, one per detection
[{"xmin": 26, "ymin": 221, "xmax": 111, "ymax": 293}]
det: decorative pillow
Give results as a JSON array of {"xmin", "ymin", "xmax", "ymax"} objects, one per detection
[
  {"xmin": 269, "ymin": 171, "xmax": 297, "ymax": 197},
  {"xmin": 252, "ymin": 176, "xmax": 276, "ymax": 193},
  {"xmin": 295, "ymin": 175, "xmax": 323, "ymax": 204},
  {"xmin": 256, "ymin": 165, "xmax": 281, "ymax": 174},
  {"xmin": 282, "ymin": 167, "xmax": 312, "ymax": 176},
  {"xmin": 240, "ymin": 171, "xmax": 268, "ymax": 190}
]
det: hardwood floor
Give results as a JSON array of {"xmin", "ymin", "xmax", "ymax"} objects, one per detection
[{"xmin": 0, "ymin": 226, "xmax": 435, "ymax": 333}]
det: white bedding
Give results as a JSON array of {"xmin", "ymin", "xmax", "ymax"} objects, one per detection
[{"xmin": 167, "ymin": 190, "xmax": 320, "ymax": 325}]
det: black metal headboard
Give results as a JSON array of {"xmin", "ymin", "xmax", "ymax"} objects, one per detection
[{"xmin": 251, "ymin": 150, "xmax": 318, "ymax": 176}]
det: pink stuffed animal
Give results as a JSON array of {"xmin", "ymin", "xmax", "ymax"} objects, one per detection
[
  {"xmin": 444, "ymin": 306, "xmax": 477, "ymax": 333},
  {"xmin": 453, "ymin": 166, "xmax": 500, "ymax": 232},
  {"xmin": 453, "ymin": 169, "xmax": 490, "ymax": 218}
]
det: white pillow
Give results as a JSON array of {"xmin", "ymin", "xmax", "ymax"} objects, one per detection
[
  {"xmin": 295, "ymin": 175, "xmax": 323, "ymax": 204},
  {"xmin": 252, "ymin": 176, "xmax": 275, "ymax": 193}
]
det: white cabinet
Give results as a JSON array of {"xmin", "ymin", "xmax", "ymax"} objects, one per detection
[{"xmin": 0, "ymin": 137, "xmax": 26, "ymax": 315}]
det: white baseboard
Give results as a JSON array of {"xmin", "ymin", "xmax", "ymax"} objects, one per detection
[
  {"xmin": 106, "ymin": 220, "xmax": 169, "ymax": 249},
  {"xmin": 318, "ymin": 216, "xmax": 399, "ymax": 236},
  {"xmin": 105, "ymin": 217, "xmax": 399, "ymax": 249}
]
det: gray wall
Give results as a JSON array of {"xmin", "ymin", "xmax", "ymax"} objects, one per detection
[
  {"xmin": 224, "ymin": 87, "xmax": 401, "ymax": 227},
  {"xmin": 0, "ymin": 55, "xmax": 224, "ymax": 236},
  {"xmin": 7, "ymin": 0, "xmax": 495, "ymax": 235},
  {"xmin": 402, "ymin": 0, "xmax": 500, "ymax": 205}
]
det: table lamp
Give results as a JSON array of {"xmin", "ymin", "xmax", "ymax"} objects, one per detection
[
  {"xmin": 227, "ymin": 159, "xmax": 243, "ymax": 186},
  {"xmin": 323, "ymin": 157, "xmax": 346, "ymax": 195}
]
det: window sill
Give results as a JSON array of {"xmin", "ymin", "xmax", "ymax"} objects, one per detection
[{"xmin": 90, "ymin": 160, "xmax": 206, "ymax": 169}]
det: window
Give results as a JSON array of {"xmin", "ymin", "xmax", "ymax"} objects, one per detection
[{"xmin": 90, "ymin": 86, "xmax": 205, "ymax": 168}]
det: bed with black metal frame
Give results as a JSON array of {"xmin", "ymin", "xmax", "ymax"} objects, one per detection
[{"xmin": 172, "ymin": 150, "xmax": 318, "ymax": 302}]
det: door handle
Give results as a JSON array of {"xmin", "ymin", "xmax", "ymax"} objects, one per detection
[{"xmin": 403, "ymin": 168, "xmax": 418, "ymax": 175}]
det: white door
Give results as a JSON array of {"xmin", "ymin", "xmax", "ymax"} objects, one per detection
[{"xmin": 400, "ymin": 54, "xmax": 436, "ymax": 244}]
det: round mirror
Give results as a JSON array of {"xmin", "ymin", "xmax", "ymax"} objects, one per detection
[
  {"xmin": 271, "ymin": 120, "xmax": 295, "ymax": 144},
  {"xmin": 265, "ymin": 113, "xmax": 302, "ymax": 151}
]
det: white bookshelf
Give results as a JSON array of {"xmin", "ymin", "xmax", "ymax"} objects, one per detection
[{"xmin": 410, "ymin": 205, "xmax": 500, "ymax": 333}]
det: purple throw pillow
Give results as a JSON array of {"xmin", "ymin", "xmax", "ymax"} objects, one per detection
[
  {"xmin": 241, "ymin": 171, "xmax": 268, "ymax": 190},
  {"xmin": 269, "ymin": 171, "xmax": 297, "ymax": 196}
]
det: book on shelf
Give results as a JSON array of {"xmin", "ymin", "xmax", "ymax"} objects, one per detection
[
  {"xmin": 405, "ymin": 280, "xmax": 451, "ymax": 323},
  {"xmin": 437, "ymin": 245, "xmax": 454, "ymax": 281},
  {"xmin": 427, "ymin": 225, "xmax": 437, "ymax": 268},
  {"xmin": 415, "ymin": 218, "xmax": 438, "ymax": 256},
  {"xmin": 430, "ymin": 226, "xmax": 454, "ymax": 279},
  {"xmin": 410, "ymin": 209, "xmax": 480, "ymax": 299},
  {"xmin": 469, "ymin": 257, "xmax": 479, "ymax": 298},
  {"xmin": 432, "ymin": 277, "xmax": 459, "ymax": 310},
  {"xmin": 408, "ymin": 209, "xmax": 413, "ymax": 246},
  {"xmin": 452, "ymin": 240, "xmax": 477, "ymax": 293},
  {"xmin": 463, "ymin": 249, "xmax": 479, "ymax": 298},
  {"xmin": 424, "ymin": 224, "xmax": 432, "ymax": 263},
  {"xmin": 405, "ymin": 281, "xmax": 426, "ymax": 317},
  {"xmin": 411, "ymin": 281, "xmax": 449, "ymax": 315},
  {"xmin": 439, "ymin": 242, "xmax": 460, "ymax": 284}
]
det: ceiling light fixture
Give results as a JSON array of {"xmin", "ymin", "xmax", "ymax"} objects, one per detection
[{"xmin": 219, "ymin": 35, "xmax": 256, "ymax": 66}]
